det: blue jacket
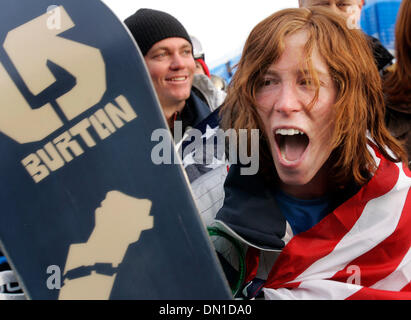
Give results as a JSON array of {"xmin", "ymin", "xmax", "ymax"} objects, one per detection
[{"xmin": 172, "ymin": 90, "xmax": 211, "ymax": 135}]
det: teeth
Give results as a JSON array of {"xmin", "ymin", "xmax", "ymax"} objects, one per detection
[
  {"xmin": 275, "ymin": 128, "xmax": 304, "ymax": 136},
  {"xmin": 169, "ymin": 77, "xmax": 186, "ymax": 81}
]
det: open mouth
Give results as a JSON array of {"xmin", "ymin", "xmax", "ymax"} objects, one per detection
[{"xmin": 275, "ymin": 128, "xmax": 309, "ymax": 163}]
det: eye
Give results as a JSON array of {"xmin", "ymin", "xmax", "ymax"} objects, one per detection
[
  {"xmin": 153, "ymin": 51, "xmax": 167, "ymax": 59},
  {"xmin": 261, "ymin": 78, "xmax": 279, "ymax": 86},
  {"xmin": 299, "ymin": 78, "xmax": 313, "ymax": 86},
  {"xmin": 180, "ymin": 47, "xmax": 193, "ymax": 57},
  {"xmin": 338, "ymin": 2, "xmax": 354, "ymax": 10},
  {"xmin": 313, "ymin": 2, "xmax": 330, "ymax": 6}
]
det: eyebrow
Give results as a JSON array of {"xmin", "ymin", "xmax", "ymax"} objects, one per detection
[
  {"xmin": 311, "ymin": 1, "xmax": 338, "ymax": 5},
  {"xmin": 310, "ymin": 1, "xmax": 330, "ymax": 5},
  {"xmin": 180, "ymin": 44, "xmax": 193, "ymax": 52},
  {"xmin": 152, "ymin": 44, "xmax": 192, "ymax": 52},
  {"xmin": 264, "ymin": 68, "xmax": 330, "ymax": 78}
]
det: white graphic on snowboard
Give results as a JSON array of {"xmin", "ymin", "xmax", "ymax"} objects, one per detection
[{"xmin": 59, "ymin": 191, "xmax": 153, "ymax": 300}]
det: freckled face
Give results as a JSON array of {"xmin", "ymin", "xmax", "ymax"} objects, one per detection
[{"xmin": 255, "ymin": 31, "xmax": 337, "ymax": 198}]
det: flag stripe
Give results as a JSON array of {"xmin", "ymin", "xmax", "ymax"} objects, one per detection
[
  {"xmin": 329, "ymin": 180, "xmax": 411, "ymax": 287},
  {"xmin": 404, "ymin": 163, "xmax": 411, "ymax": 178},
  {"xmin": 244, "ymin": 247, "xmax": 260, "ymax": 283},
  {"xmin": 291, "ymin": 166, "xmax": 406, "ymax": 285},
  {"xmin": 400, "ymin": 282, "xmax": 411, "ymax": 292},
  {"xmin": 264, "ymin": 280, "xmax": 362, "ymax": 300},
  {"xmin": 264, "ymin": 276, "xmax": 411, "ymax": 300},
  {"xmin": 265, "ymin": 146, "xmax": 399, "ymax": 289},
  {"xmin": 346, "ymin": 286, "xmax": 411, "ymax": 300},
  {"xmin": 370, "ymin": 246, "xmax": 411, "ymax": 291}
]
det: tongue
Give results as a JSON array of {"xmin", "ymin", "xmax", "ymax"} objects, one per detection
[{"xmin": 282, "ymin": 135, "xmax": 307, "ymax": 161}]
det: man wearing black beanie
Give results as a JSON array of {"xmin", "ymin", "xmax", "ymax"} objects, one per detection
[{"xmin": 124, "ymin": 9, "xmax": 212, "ymax": 139}]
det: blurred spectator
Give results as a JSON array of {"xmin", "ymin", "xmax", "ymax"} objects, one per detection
[
  {"xmin": 191, "ymin": 35, "xmax": 211, "ymax": 77},
  {"xmin": 210, "ymin": 74, "xmax": 227, "ymax": 92},
  {"xmin": 0, "ymin": 250, "xmax": 25, "ymax": 300},
  {"xmin": 383, "ymin": 0, "xmax": 411, "ymax": 167},
  {"xmin": 299, "ymin": 0, "xmax": 394, "ymax": 72},
  {"xmin": 190, "ymin": 35, "xmax": 226, "ymax": 112}
]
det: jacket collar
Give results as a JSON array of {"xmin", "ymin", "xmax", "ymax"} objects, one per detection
[
  {"xmin": 215, "ymin": 163, "xmax": 362, "ymax": 251},
  {"xmin": 215, "ymin": 164, "xmax": 288, "ymax": 251}
]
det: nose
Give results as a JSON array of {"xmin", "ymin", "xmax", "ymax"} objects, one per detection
[
  {"xmin": 274, "ymin": 83, "xmax": 302, "ymax": 115},
  {"xmin": 170, "ymin": 53, "xmax": 185, "ymax": 70}
]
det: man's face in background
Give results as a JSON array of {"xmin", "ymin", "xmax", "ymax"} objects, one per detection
[
  {"xmin": 299, "ymin": 0, "xmax": 364, "ymax": 28},
  {"xmin": 144, "ymin": 37, "xmax": 195, "ymax": 111}
]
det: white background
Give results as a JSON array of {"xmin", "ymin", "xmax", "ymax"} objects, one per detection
[{"xmin": 100, "ymin": 0, "xmax": 299, "ymax": 68}]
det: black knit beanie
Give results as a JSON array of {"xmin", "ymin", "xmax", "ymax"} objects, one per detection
[{"xmin": 124, "ymin": 8, "xmax": 192, "ymax": 56}]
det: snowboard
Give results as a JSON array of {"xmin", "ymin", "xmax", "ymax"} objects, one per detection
[{"xmin": 0, "ymin": 0, "xmax": 232, "ymax": 300}]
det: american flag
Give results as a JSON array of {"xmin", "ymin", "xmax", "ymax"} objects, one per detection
[
  {"xmin": 177, "ymin": 108, "xmax": 229, "ymax": 225},
  {"xmin": 178, "ymin": 108, "xmax": 227, "ymax": 184},
  {"xmin": 262, "ymin": 145, "xmax": 411, "ymax": 299}
]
